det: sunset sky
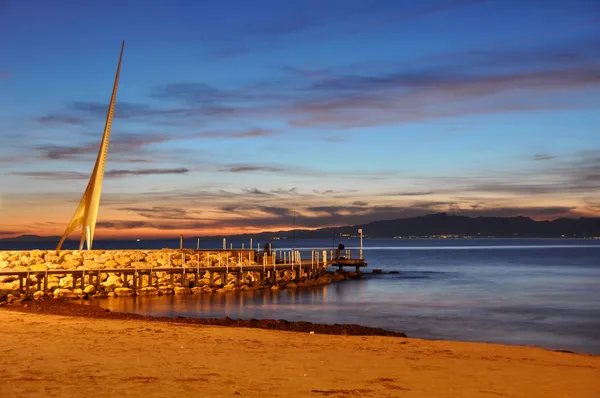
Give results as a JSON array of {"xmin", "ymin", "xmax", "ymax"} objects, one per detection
[{"xmin": 1, "ymin": 0, "xmax": 599, "ymax": 239}]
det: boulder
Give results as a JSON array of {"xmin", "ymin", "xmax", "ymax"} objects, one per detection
[
  {"xmin": 174, "ymin": 287, "xmax": 190, "ymax": 295},
  {"xmin": 83, "ymin": 285, "xmax": 96, "ymax": 295},
  {"xmin": 114, "ymin": 287, "xmax": 135, "ymax": 297},
  {"xmin": 53, "ymin": 288, "xmax": 79, "ymax": 299},
  {"xmin": 137, "ymin": 287, "xmax": 158, "ymax": 296}
]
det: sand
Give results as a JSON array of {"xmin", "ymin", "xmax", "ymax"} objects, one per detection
[{"xmin": 0, "ymin": 310, "xmax": 598, "ymax": 397}]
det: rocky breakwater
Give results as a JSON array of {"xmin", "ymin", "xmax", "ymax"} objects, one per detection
[{"xmin": 0, "ymin": 249, "xmax": 357, "ymax": 301}]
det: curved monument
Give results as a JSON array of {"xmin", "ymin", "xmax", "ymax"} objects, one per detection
[{"xmin": 56, "ymin": 41, "xmax": 125, "ymax": 250}]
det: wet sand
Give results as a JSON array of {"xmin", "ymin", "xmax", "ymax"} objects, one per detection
[{"xmin": 1, "ymin": 304, "xmax": 598, "ymax": 397}]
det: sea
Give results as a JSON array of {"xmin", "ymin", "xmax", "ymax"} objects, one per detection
[{"xmin": 4, "ymin": 238, "xmax": 600, "ymax": 354}]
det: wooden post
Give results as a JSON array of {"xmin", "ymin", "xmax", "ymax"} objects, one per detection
[
  {"xmin": 180, "ymin": 235, "xmax": 184, "ymax": 249},
  {"xmin": 223, "ymin": 238, "xmax": 226, "ymax": 250},
  {"xmin": 44, "ymin": 272, "xmax": 49, "ymax": 292},
  {"xmin": 19, "ymin": 276, "xmax": 23, "ymax": 293},
  {"xmin": 96, "ymin": 270, "xmax": 101, "ymax": 291},
  {"xmin": 197, "ymin": 238, "xmax": 200, "ymax": 250},
  {"xmin": 26, "ymin": 265, "xmax": 31, "ymax": 293}
]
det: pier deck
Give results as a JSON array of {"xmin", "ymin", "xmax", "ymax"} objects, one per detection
[{"xmin": 0, "ymin": 248, "xmax": 367, "ymax": 294}]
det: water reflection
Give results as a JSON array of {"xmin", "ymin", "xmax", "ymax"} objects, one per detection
[{"xmin": 90, "ymin": 241, "xmax": 600, "ymax": 354}]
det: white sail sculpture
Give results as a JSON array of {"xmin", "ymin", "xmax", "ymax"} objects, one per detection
[{"xmin": 56, "ymin": 41, "xmax": 125, "ymax": 250}]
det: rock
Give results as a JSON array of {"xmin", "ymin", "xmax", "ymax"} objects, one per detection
[
  {"xmin": 346, "ymin": 272, "xmax": 360, "ymax": 279},
  {"xmin": 216, "ymin": 288, "xmax": 226, "ymax": 293},
  {"xmin": 191, "ymin": 287, "xmax": 203, "ymax": 294},
  {"xmin": 53, "ymin": 288, "xmax": 79, "ymax": 299},
  {"xmin": 174, "ymin": 287, "xmax": 190, "ymax": 295},
  {"xmin": 30, "ymin": 263, "xmax": 48, "ymax": 272},
  {"xmin": 83, "ymin": 285, "xmax": 96, "ymax": 294},
  {"xmin": 372, "ymin": 269, "xmax": 383, "ymax": 274},
  {"xmin": 59, "ymin": 275, "xmax": 74, "ymax": 288},
  {"xmin": 240, "ymin": 285, "xmax": 251, "ymax": 291},
  {"xmin": 114, "ymin": 287, "xmax": 135, "ymax": 297},
  {"xmin": 271, "ymin": 285, "xmax": 280, "ymax": 291},
  {"xmin": 101, "ymin": 274, "xmax": 123, "ymax": 288},
  {"xmin": 223, "ymin": 283, "xmax": 236, "ymax": 292},
  {"xmin": 137, "ymin": 287, "xmax": 158, "ymax": 296},
  {"xmin": 107, "ymin": 292, "xmax": 116, "ymax": 298},
  {"xmin": 30, "ymin": 250, "xmax": 45, "ymax": 258},
  {"xmin": 33, "ymin": 291, "xmax": 45, "ymax": 300},
  {"xmin": 115, "ymin": 256, "xmax": 132, "ymax": 267},
  {"xmin": 286, "ymin": 282, "xmax": 298, "ymax": 289},
  {"xmin": 201, "ymin": 285, "xmax": 213, "ymax": 294},
  {"xmin": 158, "ymin": 286, "xmax": 173, "ymax": 295}
]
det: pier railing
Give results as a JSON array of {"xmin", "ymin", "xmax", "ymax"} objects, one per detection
[{"xmin": 0, "ymin": 248, "xmax": 367, "ymax": 294}]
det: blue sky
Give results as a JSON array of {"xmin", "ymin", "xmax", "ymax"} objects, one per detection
[{"xmin": 0, "ymin": 0, "xmax": 599, "ymax": 238}]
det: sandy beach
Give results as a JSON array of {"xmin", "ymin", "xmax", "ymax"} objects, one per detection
[{"xmin": 1, "ymin": 307, "xmax": 598, "ymax": 397}]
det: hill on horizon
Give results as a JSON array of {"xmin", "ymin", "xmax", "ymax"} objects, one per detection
[{"xmin": 2, "ymin": 213, "xmax": 599, "ymax": 242}]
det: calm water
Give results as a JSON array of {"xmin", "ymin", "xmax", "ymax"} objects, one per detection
[{"xmin": 6, "ymin": 238, "xmax": 600, "ymax": 353}]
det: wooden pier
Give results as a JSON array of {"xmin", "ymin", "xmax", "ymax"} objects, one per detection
[{"xmin": 0, "ymin": 248, "xmax": 367, "ymax": 295}]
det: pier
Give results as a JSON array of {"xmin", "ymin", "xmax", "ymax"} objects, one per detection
[{"xmin": 0, "ymin": 248, "xmax": 367, "ymax": 295}]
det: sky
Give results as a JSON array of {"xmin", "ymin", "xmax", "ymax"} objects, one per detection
[{"xmin": 0, "ymin": 0, "xmax": 599, "ymax": 239}]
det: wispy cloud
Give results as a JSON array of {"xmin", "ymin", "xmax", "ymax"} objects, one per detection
[
  {"xmin": 31, "ymin": 133, "xmax": 172, "ymax": 161},
  {"xmin": 10, "ymin": 168, "xmax": 190, "ymax": 180},
  {"xmin": 220, "ymin": 164, "xmax": 285, "ymax": 173},
  {"xmin": 533, "ymin": 154, "xmax": 555, "ymax": 161}
]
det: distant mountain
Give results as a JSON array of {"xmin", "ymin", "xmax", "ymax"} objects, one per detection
[
  {"xmin": 0, "ymin": 234, "xmax": 68, "ymax": 242},
  {"xmin": 212, "ymin": 213, "xmax": 600, "ymax": 240},
  {"xmin": 2, "ymin": 213, "xmax": 600, "ymax": 243}
]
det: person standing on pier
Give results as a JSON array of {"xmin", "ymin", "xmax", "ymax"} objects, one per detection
[{"xmin": 336, "ymin": 242, "xmax": 345, "ymax": 260}]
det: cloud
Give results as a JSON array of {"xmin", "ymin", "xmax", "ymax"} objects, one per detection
[
  {"xmin": 10, "ymin": 168, "xmax": 189, "ymax": 180},
  {"xmin": 198, "ymin": 128, "xmax": 279, "ymax": 139},
  {"xmin": 105, "ymin": 168, "xmax": 189, "ymax": 177},
  {"xmin": 220, "ymin": 164, "xmax": 285, "ymax": 173},
  {"xmin": 32, "ymin": 133, "xmax": 172, "ymax": 161},
  {"xmin": 36, "ymin": 115, "xmax": 85, "ymax": 125},
  {"xmin": 378, "ymin": 191, "xmax": 435, "ymax": 197},
  {"xmin": 533, "ymin": 154, "xmax": 555, "ymax": 161},
  {"xmin": 241, "ymin": 188, "xmax": 275, "ymax": 196},
  {"xmin": 116, "ymin": 206, "xmax": 200, "ymax": 220},
  {"xmin": 429, "ymin": 151, "xmax": 600, "ymax": 197},
  {"xmin": 288, "ymin": 64, "xmax": 600, "ymax": 128}
]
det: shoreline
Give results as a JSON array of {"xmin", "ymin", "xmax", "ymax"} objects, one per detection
[
  {"xmin": 2, "ymin": 297, "xmax": 407, "ymax": 337},
  {"xmin": 3, "ymin": 297, "xmax": 597, "ymax": 356},
  {"xmin": 1, "ymin": 304, "xmax": 598, "ymax": 397}
]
